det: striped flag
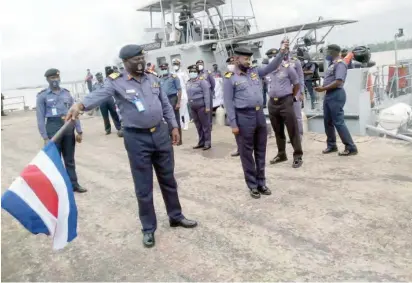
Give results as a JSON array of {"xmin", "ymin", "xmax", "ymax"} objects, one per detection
[{"xmin": 1, "ymin": 141, "xmax": 78, "ymax": 250}]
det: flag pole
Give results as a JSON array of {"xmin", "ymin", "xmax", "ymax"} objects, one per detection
[{"xmin": 51, "ymin": 120, "xmax": 76, "ymax": 142}]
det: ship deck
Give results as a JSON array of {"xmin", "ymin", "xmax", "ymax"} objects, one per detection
[{"xmin": 1, "ymin": 111, "xmax": 412, "ymax": 281}]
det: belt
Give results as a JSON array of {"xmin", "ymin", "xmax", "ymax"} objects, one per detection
[
  {"xmin": 167, "ymin": 93, "xmax": 177, "ymax": 97},
  {"xmin": 189, "ymin": 97, "xmax": 204, "ymax": 103},
  {"xmin": 235, "ymin": 106, "xmax": 262, "ymax": 111},
  {"xmin": 270, "ymin": 94, "xmax": 292, "ymax": 102},
  {"xmin": 124, "ymin": 124, "xmax": 160, "ymax": 133},
  {"xmin": 47, "ymin": 116, "xmax": 66, "ymax": 121}
]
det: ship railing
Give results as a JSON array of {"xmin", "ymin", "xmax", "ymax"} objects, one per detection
[{"xmin": 3, "ymin": 96, "xmax": 27, "ymax": 112}]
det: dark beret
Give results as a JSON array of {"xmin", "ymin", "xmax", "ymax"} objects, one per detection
[
  {"xmin": 95, "ymin": 72, "xmax": 103, "ymax": 76},
  {"xmin": 265, "ymin": 48, "xmax": 278, "ymax": 56},
  {"xmin": 119, "ymin": 44, "xmax": 145, "ymax": 60},
  {"xmin": 44, "ymin": 68, "xmax": 60, "ymax": 77},
  {"xmin": 196, "ymin": 60, "xmax": 204, "ymax": 64},
  {"xmin": 234, "ymin": 47, "xmax": 253, "ymax": 57},
  {"xmin": 327, "ymin": 44, "xmax": 341, "ymax": 52},
  {"xmin": 187, "ymin": 64, "xmax": 198, "ymax": 71},
  {"xmin": 160, "ymin": 63, "xmax": 169, "ymax": 68},
  {"xmin": 213, "ymin": 63, "xmax": 218, "ymax": 66},
  {"xmin": 226, "ymin": 56, "xmax": 234, "ymax": 63}
]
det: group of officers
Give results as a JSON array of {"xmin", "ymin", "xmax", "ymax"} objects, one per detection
[{"xmin": 35, "ymin": 39, "xmax": 358, "ymax": 248}]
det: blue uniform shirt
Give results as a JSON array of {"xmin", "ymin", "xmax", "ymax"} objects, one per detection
[
  {"xmin": 303, "ymin": 62, "xmax": 316, "ymax": 81},
  {"xmin": 92, "ymin": 81, "xmax": 104, "ymax": 91},
  {"xmin": 36, "ymin": 88, "xmax": 82, "ymax": 139},
  {"xmin": 266, "ymin": 63, "xmax": 299, "ymax": 98},
  {"xmin": 286, "ymin": 57, "xmax": 304, "ymax": 96},
  {"xmin": 186, "ymin": 76, "xmax": 211, "ymax": 109},
  {"xmin": 323, "ymin": 59, "xmax": 347, "ymax": 89},
  {"xmin": 159, "ymin": 74, "xmax": 181, "ymax": 96},
  {"xmin": 200, "ymin": 70, "xmax": 215, "ymax": 92},
  {"xmin": 223, "ymin": 52, "xmax": 283, "ymax": 128},
  {"xmin": 82, "ymin": 72, "xmax": 178, "ymax": 129}
]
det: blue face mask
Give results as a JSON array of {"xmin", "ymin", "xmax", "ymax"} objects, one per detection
[
  {"xmin": 160, "ymin": 69, "xmax": 169, "ymax": 76},
  {"xmin": 325, "ymin": 55, "xmax": 333, "ymax": 61},
  {"xmin": 49, "ymin": 80, "xmax": 60, "ymax": 88},
  {"xmin": 189, "ymin": 72, "xmax": 198, "ymax": 79}
]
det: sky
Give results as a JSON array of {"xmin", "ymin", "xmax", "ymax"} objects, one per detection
[{"xmin": 1, "ymin": 0, "xmax": 412, "ymax": 90}]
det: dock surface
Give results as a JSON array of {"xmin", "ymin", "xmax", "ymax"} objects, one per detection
[{"xmin": 2, "ymin": 111, "xmax": 412, "ymax": 281}]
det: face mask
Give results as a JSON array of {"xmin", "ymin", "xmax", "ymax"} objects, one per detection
[
  {"xmin": 49, "ymin": 80, "xmax": 60, "ymax": 88},
  {"xmin": 198, "ymin": 65, "xmax": 204, "ymax": 71},
  {"xmin": 173, "ymin": 65, "xmax": 180, "ymax": 71},
  {"xmin": 325, "ymin": 55, "xmax": 333, "ymax": 61},
  {"xmin": 304, "ymin": 60, "xmax": 309, "ymax": 64},
  {"xmin": 129, "ymin": 60, "xmax": 146, "ymax": 74},
  {"xmin": 189, "ymin": 72, "xmax": 198, "ymax": 79},
  {"xmin": 227, "ymin": 64, "xmax": 235, "ymax": 72},
  {"xmin": 160, "ymin": 69, "xmax": 169, "ymax": 76}
]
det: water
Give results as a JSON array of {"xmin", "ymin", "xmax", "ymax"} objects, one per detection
[{"xmin": 2, "ymin": 49, "xmax": 412, "ymax": 111}]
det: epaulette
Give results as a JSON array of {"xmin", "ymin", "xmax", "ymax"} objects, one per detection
[
  {"xmin": 199, "ymin": 76, "xmax": 204, "ymax": 80},
  {"xmin": 109, "ymin": 72, "xmax": 121, "ymax": 80},
  {"xmin": 336, "ymin": 59, "xmax": 343, "ymax": 63},
  {"xmin": 172, "ymin": 74, "xmax": 177, "ymax": 78},
  {"xmin": 37, "ymin": 88, "xmax": 47, "ymax": 96},
  {"xmin": 224, "ymin": 72, "xmax": 233, "ymax": 78}
]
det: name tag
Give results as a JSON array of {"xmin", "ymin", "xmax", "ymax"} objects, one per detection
[
  {"xmin": 51, "ymin": 107, "xmax": 58, "ymax": 115},
  {"xmin": 134, "ymin": 99, "xmax": 145, "ymax": 112},
  {"xmin": 126, "ymin": 89, "xmax": 136, "ymax": 93}
]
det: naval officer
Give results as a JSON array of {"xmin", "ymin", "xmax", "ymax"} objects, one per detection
[
  {"xmin": 314, "ymin": 44, "xmax": 358, "ymax": 156},
  {"xmin": 196, "ymin": 60, "xmax": 215, "ymax": 127},
  {"xmin": 223, "ymin": 41, "xmax": 288, "ymax": 199},
  {"xmin": 66, "ymin": 44, "xmax": 197, "ymax": 248},
  {"xmin": 36, "ymin": 68, "xmax": 87, "ymax": 193},
  {"xmin": 266, "ymin": 51, "xmax": 303, "ymax": 168}
]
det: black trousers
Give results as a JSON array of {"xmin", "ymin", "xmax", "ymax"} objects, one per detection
[
  {"xmin": 268, "ymin": 95, "xmax": 303, "ymax": 159},
  {"xmin": 46, "ymin": 118, "xmax": 79, "ymax": 188},
  {"xmin": 167, "ymin": 95, "xmax": 182, "ymax": 142},
  {"xmin": 100, "ymin": 98, "xmax": 121, "ymax": 133}
]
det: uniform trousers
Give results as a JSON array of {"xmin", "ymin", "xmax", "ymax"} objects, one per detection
[
  {"xmin": 293, "ymin": 100, "xmax": 303, "ymax": 136},
  {"xmin": 123, "ymin": 123, "xmax": 183, "ymax": 233},
  {"xmin": 189, "ymin": 98, "xmax": 211, "ymax": 147},
  {"xmin": 168, "ymin": 95, "xmax": 182, "ymax": 141},
  {"xmin": 268, "ymin": 95, "xmax": 303, "ymax": 159},
  {"xmin": 305, "ymin": 80, "xmax": 316, "ymax": 109},
  {"xmin": 323, "ymin": 89, "xmax": 357, "ymax": 151},
  {"xmin": 100, "ymin": 98, "xmax": 121, "ymax": 133},
  {"xmin": 235, "ymin": 107, "xmax": 267, "ymax": 190},
  {"xmin": 46, "ymin": 117, "xmax": 79, "ymax": 188}
]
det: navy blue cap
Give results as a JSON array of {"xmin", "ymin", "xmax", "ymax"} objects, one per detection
[
  {"xmin": 95, "ymin": 72, "xmax": 103, "ymax": 76},
  {"xmin": 160, "ymin": 63, "xmax": 169, "ymax": 68},
  {"xmin": 119, "ymin": 44, "xmax": 145, "ymax": 60},
  {"xmin": 187, "ymin": 64, "xmax": 198, "ymax": 71},
  {"xmin": 44, "ymin": 68, "xmax": 60, "ymax": 77},
  {"xmin": 327, "ymin": 44, "xmax": 341, "ymax": 52},
  {"xmin": 196, "ymin": 60, "xmax": 204, "ymax": 64},
  {"xmin": 265, "ymin": 48, "xmax": 278, "ymax": 56},
  {"xmin": 234, "ymin": 47, "xmax": 253, "ymax": 57}
]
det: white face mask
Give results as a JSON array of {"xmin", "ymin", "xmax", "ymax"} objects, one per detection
[
  {"xmin": 227, "ymin": 64, "xmax": 235, "ymax": 72},
  {"xmin": 189, "ymin": 72, "xmax": 198, "ymax": 79},
  {"xmin": 198, "ymin": 65, "xmax": 204, "ymax": 71},
  {"xmin": 160, "ymin": 69, "xmax": 169, "ymax": 76},
  {"xmin": 173, "ymin": 65, "xmax": 180, "ymax": 71}
]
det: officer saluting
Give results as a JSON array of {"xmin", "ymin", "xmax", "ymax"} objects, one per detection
[
  {"xmin": 315, "ymin": 44, "xmax": 358, "ymax": 156},
  {"xmin": 66, "ymin": 45, "xmax": 197, "ymax": 248},
  {"xmin": 266, "ymin": 50, "xmax": 303, "ymax": 168},
  {"xmin": 36, "ymin": 68, "xmax": 87, "ymax": 193},
  {"xmin": 223, "ymin": 41, "xmax": 288, "ymax": 199},
  {"xmin": 159, "ymin": 63, "xmax": 183, "ymax": 145}
]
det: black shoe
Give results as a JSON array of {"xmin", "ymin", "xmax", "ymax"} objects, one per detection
[
  {"xmin": 250, "ymin": 188, "xmax": 261, "ymax": 199},
  {"xmin": 170, "ymin": 217, "xmax": 198, "ymax": 228},
  {"xmin": 322, "ymin": 147, "xmax": 338, "ymax": 154},
  {"xmin": 338, "ymin": 149, "xmax": 358, "ymax": 156},
  {"xmin": 74, "ymin": 185, "xmax": 87, "ymax": 193},
  {"xmin": 105, "ymin": 130, "xmax": 111, "ymax": 135},
  {"xmin": 143, "ymin": 233, "xmax": 155, "ymax": 248},
  {"xmin": 193, "ymin": 145, "xmax": 204, "ymax": 149},
  {"xmin": 231, "ymin": 151, "xmax": 240, "ymax": 157},
  {"xmin": 292, "ymin": 158, "xmax": 303, "ymax": 168},
  {"xmin": 270, "ymin": 155, "xmax": 288, "ymax": 164},
  {"xmin": 117, "ymin": 130, "xmax": 123, "ymax": 137},
  {"xmin": 203, "ymin": 145, "xmax": 211, "ymax": 151},
  {"xmin": 257, "ymin": 186, "xmax": 271, "ymax": 195}
]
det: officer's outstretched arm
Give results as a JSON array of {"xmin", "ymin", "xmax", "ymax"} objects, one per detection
[
  {"xmin": 223, "ymin": 77, "xmax": 237, "ymax": 129},
  {"xmin": 82, "ymin": 80, "xmax": 116, "ymax": 111},
  {"xmin": 258, "ymin": 52, "xmax": 284, "ymax": 77},
  {"xmin": 36, "ymin": 93, "xmax": 48, "ymax": 140},
  {"xmin": 159, "ymin": 86, "xmax": 179, "ymax": 129},
  {"xmin": 200, "ymin": 80, "xmax": 211, "ymax": 110}
]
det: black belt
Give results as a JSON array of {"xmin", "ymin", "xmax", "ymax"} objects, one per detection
[
  {"xmin": 167, "ymin": 93, "xmax": 177, "ymax": 97},
  {"xmin": 124, "ymin": 124, "xmax": 161, "ymax": 133},
  {"xmin": 46, "ymin": 116, "xmax": 66, "ymax": 122},
  {"xmin": 235, "ymin": 106, "xmax": 262, "ymax": 111},
  {"xmin": 189, "ymin": 97, "xmax": 204, "ymax": 103},
  {"xmin": 270, "ymin": 94, "xmax": 292, "ymax": 103}
]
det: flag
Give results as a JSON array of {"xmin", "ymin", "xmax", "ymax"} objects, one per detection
[{"xmin": 1, "ymin": 141, "xmax": 78, "ymax": 250}]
